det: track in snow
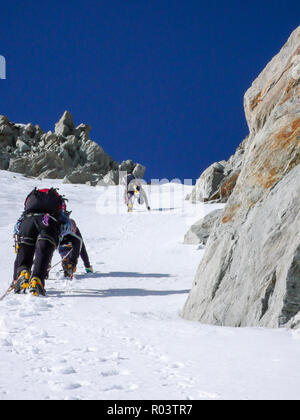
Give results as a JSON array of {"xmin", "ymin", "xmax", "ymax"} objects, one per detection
[{"xmin": 0, "ymin": 171, "xmax": 299, "ymax": 400}]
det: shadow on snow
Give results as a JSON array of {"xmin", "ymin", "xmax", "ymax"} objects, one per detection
[
  {"xmin": 46, "ymin": 271, "xmax": 189, "ymax": 298},
  {"xmin": 78, "ymin": 271, "xmax": 173, "ymax": 279},
  {"xmin": 47, "ymin": 288, "xmax": 190, "ymax": 299}
]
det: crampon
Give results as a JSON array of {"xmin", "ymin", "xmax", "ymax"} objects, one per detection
[{"xmin": 29, "ymin": 277, "xmax": 46, "ymax": 297}]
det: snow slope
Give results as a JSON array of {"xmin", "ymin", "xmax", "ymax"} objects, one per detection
[{"xmin": 0, "ymin": 170, "xmax": 299, "ymax": 400}]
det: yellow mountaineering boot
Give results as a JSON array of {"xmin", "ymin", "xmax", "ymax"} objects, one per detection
[
  {"xmin": 62, "ymin": 260, "xmax": 76, "ymax": 279},
  {"xmin": 128, "ymin": 202, "xmax": 133, "ymax": 213},
  {"xmin": 14, "ymin": 270, "xmax": 31, "ymax": 294},
  {"xmin": 29, "ymin": 277, "xmax": 46, "ymax": 297}
]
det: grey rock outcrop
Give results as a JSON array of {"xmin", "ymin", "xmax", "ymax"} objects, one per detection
[
  {"xmin": 184, "ymin": 209, "xmax": 223, "ymax": 245},
  {"xmin": 119, "ymin": 160, "xmax": 135, "ymax": 173},
  {"xmin": 0, "ymin": 111, "xmax": 146, "ymax": 184},
  {"xmin": 54, "ymin": 110, "xmax": 75, "ymax": 137},
  {"xmin": 97, "ymin": 169, "xmax": 120, "ymax": 186},
  {"xmin": 189, "ymin": 139, "xmax": 247, "ymax": 204},
  {"xmin": 189, "ymin": 162, "xmax": 226, "ymax": 203},
  {"xmin": 182, "ymin": 25, "xmax": 300, "ymax": 329},
  {"xmin": 132, "ymin": 163, "xmax": 146, "ymax": 179}
]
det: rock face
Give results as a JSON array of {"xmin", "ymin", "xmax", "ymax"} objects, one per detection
[
  {"xmin": 182, "ymin": 26, "xmax": 300, "ymax": 329},
  {"xmin": 184, "ymin": 210, "xmax": 223, "ymax": 245},
  {"xmin": 189, "ymin": 144, "xmax": 246, "ymax": 203},
  {"xmin": 189, "ymin": 162, "xmax": 226, "ymax": 203},
  {"xmin": 0, "ymin": 111, "xmax": 146, "ymax": 185}
]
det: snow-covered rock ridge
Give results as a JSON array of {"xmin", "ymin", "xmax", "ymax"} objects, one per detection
[{"xmin": 0, "ymin": 111, "xmax": 145, "ymax": 185}]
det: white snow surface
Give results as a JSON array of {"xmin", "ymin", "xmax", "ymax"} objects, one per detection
[{"xmin": 0, "ymin": 170, "xmax": 299, "ymax": 401}]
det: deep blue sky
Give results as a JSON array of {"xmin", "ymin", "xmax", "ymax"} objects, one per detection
[{"xmin": 1, "ymin": 1, "xmax": 299, "ymax": 181}]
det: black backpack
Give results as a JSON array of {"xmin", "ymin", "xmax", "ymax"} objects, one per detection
[{"xmin": 24, "ymin": 188, "xmax": 66, "ymax": 217}]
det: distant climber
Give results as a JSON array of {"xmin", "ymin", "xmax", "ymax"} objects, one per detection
[
  {"xmin": 12, "ymin": 188, "xmax": 69, "ymax": 296},
  {"xmin": 121, "ymin": 173, "xmax": 150, "ymax": 213},
  {"xmin": 58, "ymin": 218, "xmax": 93, "ymax": 278}
]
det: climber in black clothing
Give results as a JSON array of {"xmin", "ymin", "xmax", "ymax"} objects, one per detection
[
  {"xmin": 58, "ymin": 218, "xmax": 93, "ymax": 278},
  {"xmin": 13, "ymin": 188, "xmax": 69, "ymax": 296}
]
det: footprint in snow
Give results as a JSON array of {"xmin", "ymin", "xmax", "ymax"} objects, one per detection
[
  {"xmin": 103, "ymin": 384, "xmax": 124, "ymax": 392},
  {"xmin": 59, "ymin": 366, "xmax": 77, "ymax": 375},
  {"xmin": 0, "ymin": 338, "xmax": 12, "ymax": 348},
  {"xmin": 100, "ymin": 369, "xmax": 119, "ymax": 377},
  {"xmin": 170, "ymin": 362, "xmax": 185, "ymax": 369},
  {"xmin": 52, "ymin": 382, "xmax": 82, "ymax": 391},
  {"xmin": 84, "ymin": 346, "xmax": 98, "ymax": 353}
]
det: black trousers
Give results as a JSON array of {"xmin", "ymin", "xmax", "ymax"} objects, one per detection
[
  {"xmin": 59, "ymin": 235, "xmax": 81, "ymax": 266},
  {"xmin": 59, "ymin": 229, "xmax": 90, "ymax": 269},
  {"xmin": 14, "ymin": 215, "xmax": 59, "ymax": 285}
]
